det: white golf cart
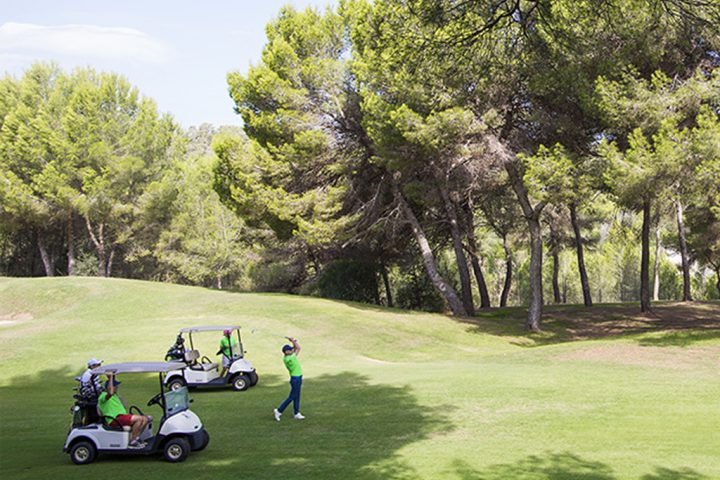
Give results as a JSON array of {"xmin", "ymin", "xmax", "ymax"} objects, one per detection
[
  {"xmin": 64, "ymin": 362, "xmax": 209, "ymax": 465},
  {"xmin": 164, "ymin": 325, "xmax": 258, "ymax": 392}
]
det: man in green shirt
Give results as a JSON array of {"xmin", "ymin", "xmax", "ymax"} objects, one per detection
[
  {"xmin": 273, "ymin": 336, "xmax": 304, "ymax": 421},
  {"xmin": 218, "ymin": 329, "xmax": 240, "ymax": 377},
  {"xmin": 97, "ymin": 373, "xmax": 150, "ymax": 449}
]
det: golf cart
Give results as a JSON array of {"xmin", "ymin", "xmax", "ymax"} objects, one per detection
[
  {"xmin": 164, "ymin": 325, "xmax": 258, "ymax": 392},
  {"xmin": 64, "ymin": 362, "xmax": 209, "ymax": 465}
]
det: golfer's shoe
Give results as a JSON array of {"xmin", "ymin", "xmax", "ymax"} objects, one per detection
[
  {"xmin": 294, "ymin": 413, "xmax": 305, "ymax": 420},
  {"xmin": 128, "ymin": 440, "xmax": 146, "ymax": 449},
  {"xmin": 273, "ymin": 408, "xmax": 282, "ymax": 422}
]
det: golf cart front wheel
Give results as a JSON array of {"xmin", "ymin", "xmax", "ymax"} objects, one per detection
[
  {"xmin": 249, "ymin": 371, "xmax": 259, "ymax": 386},
  {"xmin": 231, "ymin": 374, "xmax": 250, "ymax": 391},
  {"xmin": 70, "ymin": 440, "xmax": 97, "ymax": 465},
  {"xmin": 168, "ymin": 378, "xmax": 186, "ymax": 391},
  {"xmin": 163, "ymin": 437, "xmax": 190, "ymax": 462}
]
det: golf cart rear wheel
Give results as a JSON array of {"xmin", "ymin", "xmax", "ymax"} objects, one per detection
[
  {"xmin": 249, "ymin": 371, "xmax": 259, "ymax": 386},
  {"xmin": 70, "ymin": 440, "xmax": 97, "ymax": 465},
  {"xmin": 168, "ymin": 378, "xmax": 186, "ymax": 391},
  {"xmin": 231, "ymin": 374, "xmax": 250, "ymax": 391},
  {"xmin": 163, "ymin": 437, "xmax": 190, "ymax": 462}
]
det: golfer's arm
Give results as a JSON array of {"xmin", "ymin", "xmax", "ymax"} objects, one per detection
[{"xmin": 292, "ymin": 338, "xmax": 301, "ymax": 356}]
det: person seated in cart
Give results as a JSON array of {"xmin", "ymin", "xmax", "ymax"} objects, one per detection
[
  {"xmin": 98, "ymin": 373, "xmax": 151, "ymax": 449},
  {"xmin": 80, "ymin": 358, "xmax": 103, "ymax": 399},
  {"xmin": 218, "ymin": 329, "xmax": 240, "ymax": 377}
]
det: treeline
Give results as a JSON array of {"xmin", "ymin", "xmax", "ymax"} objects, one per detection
[
  {"xmin": 212, "ymin": 0, "xmax": 720, "ymax": 330},
  {"xmin": 0, "ymin": 65, "xmax": 251, "ymax": 287},
  {"xmin": 1, "ymin": 1, "xmax": 720, "ymax": 331}
]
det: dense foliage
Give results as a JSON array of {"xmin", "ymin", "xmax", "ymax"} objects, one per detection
[{"xmin": 1, "ymin": 1, "xmax": 719, "ymax": 330}]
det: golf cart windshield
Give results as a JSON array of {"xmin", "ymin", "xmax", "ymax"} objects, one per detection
[{"xmin": 164, "ymin": 386, "xmax": 190, "ymax": 416}]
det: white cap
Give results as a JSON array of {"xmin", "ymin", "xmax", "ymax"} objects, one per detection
[{"xmin": 87, "ymin": 358, "xmax": 102, "ymax": 367}]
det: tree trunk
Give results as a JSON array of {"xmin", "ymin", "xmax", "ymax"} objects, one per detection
[
  {"xmin": 503, "ymin": 158, "xmax": 544, "ymax": 331},
  {"xmin": 640, "ymin": 199, "xmax": 652, "ymax": 313},
  {"xmin": 500, "ymin": 233, "xmax": 513, "ymax": 307},
  {"xmin": 381, "ymin": 264, "xmax": 393, "ymax": 307},
  {"xmin": 85, "ymin": 214, "xmax": 108, "ymax": 277},
  {"xmin": 569, "ymin": 203, "xmax": 592, "ymax": 307},
  {"xmin": 217, "ymin": 276, "xmax": 223, "ymax": 289},
  {"xmin": 106, "ymin": 248, "xmax": 115, "ymax": 277},
  {"xmin": 551, "ymin": 245, "xmax": 561, "ymax": 304},
  {"xmin": 715, "ymin": 266, "xmax": 720, "ymax": 297},
  {"xmin": 463, "ymin": 200, "xmax": 491, "ymax": 309},
  {"xmin": 527, "ymin": 217, "xmax": 544, "ymax": 329},
  {"xmin": 488, "ymin": 136, "xmax": 545, "ymax": 330},
  {"xmin": 653, "ymin": 221, "xmax": 661, "ymax": 301},
  {"xmin": 37, "ymin": 229, "xmax": 54, "ymax": 277},
  {"xmin": 675, "ymin": 200, "xmax": 692, "ymax": 301},
  {"xmin": 393, "ymin": 179, "xmax": 467, "ymax": 316},
  {"xmin": 437, "ymin": 182, "xmax": 475, "ymax": 315},
  {"xmin": 67, "ymin": 210, "xmax": 76, "ymax": 276}
]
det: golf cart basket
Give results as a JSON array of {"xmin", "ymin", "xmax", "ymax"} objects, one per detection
[{"xmin": 165, "ymin": 334, "xmax": 186, "ymax": 361}]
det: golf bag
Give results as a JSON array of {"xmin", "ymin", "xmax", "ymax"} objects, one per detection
[
  {"xmin": 70, "ymin": 377, "xmax": 101, "ymax": 427},
  {"xmin": 165, "ymin": 334, "xmax": 186, "ymax": 361}
]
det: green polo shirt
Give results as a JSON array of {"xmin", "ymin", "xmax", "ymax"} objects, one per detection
[
  {"xmin": 220, "ymin": 336, "xmax": 239, "ymax": 357},
  {"xmin": 283, "ymin": 353, "xmax": 302, "ymax": 377},
  {"xmin": 98, "ymin": 392, "xmax": 127, "ymax": 420}
]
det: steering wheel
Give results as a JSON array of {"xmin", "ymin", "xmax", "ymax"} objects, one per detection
[
  {"xmin": 129, "ymin": 405, "xmax": 145, "ymax": 416},
  {"xmin": 201, "ymin": 355, "xmax": 212, "ymax": 364},
  {"xmin": 147, "ymin": 393, "xmax": 163, "ymax": 407}
]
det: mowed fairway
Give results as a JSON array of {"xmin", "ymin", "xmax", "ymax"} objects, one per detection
[{"xmin": 1, "ymin": 277, "xmax": 718, "ymax": 480}]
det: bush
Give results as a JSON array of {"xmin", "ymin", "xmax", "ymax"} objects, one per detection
[
  {"xmin": 393, "ymin": 265, "xmax": 445, "ymax": 312},
  {"xmin": 317, "ymin": 260, "xmax": 379, "ymax": 303}
]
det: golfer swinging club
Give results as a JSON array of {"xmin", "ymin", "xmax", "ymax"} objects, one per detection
[{"xmin": 273, "ymin": 336, "xmax": 304, "ymax": 421}]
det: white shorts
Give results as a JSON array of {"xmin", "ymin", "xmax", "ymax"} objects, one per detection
[{"xmin": 222, "ymin": 356, "xmax": 231, "ymax": 368}]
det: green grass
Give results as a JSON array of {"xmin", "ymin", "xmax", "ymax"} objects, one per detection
[{"xmin": 0, "ymin": 277, "xmax": 718, "ymax": 479}]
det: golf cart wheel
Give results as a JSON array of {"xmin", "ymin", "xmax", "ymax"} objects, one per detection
[
  {"xmin": 163, "ymin": 437, "xmax": 190, "ymax": 463},
  {"xmin": 70, "ymin": 440, "xmax": 97, "ymax": 465},
  {"xmin": 196, "ymin": 430, "xmax": 210, "ymax": 451},
  {"xmin": 167, "ymin": 377, "xmax": 186, "ymax": 391},
  {"xmin": 249, "ymin": 371, "xmax": 259, "ymax": 386},
  {"xmin": 231, "ymin": 374, "xmax": 250, "ymax": 391}
]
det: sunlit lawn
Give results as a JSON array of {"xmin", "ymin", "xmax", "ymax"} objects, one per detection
[{"xmin": 1, "ymin": 277, "xmax": 718, "ymax": 479}]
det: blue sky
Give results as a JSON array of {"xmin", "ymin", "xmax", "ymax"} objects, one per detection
[{"xmin": 0, "ymin": 0, "xmax": 336, "ymax": 128}]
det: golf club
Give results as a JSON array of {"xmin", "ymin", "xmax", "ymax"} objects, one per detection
[{"xmin": 250, "ymin": 328, "xmax": 288, "ymax": 339}]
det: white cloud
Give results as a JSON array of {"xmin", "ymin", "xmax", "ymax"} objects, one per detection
[{"xmin": 0, "ymin": 22, "xmax": 171, "ymax": 63}]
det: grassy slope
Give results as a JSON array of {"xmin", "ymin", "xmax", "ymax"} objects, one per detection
[{"xmin": 0, "ymin": 277, "xmax": 718, "ymax": 480}]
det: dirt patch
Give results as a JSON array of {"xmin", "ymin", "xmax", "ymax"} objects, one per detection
[
  {"xmin": 0, "ymin": 312, "xmax": 33, "ymax": 326},
  {"xmin": 359, "ymin": 355, "xmax": 397, "ymax": 364},
  {"xmin": 557, "ymin": 344, "xmax": 720, "ymax": 370}
]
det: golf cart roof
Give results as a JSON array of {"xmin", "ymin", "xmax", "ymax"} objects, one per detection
[
  {"xmin": 179, "ymin": 326, "xmax": 241, "ymax": 333},
  {"xmin": 92, "ymin": 361, "xmax": 186, "ymax": 374}
]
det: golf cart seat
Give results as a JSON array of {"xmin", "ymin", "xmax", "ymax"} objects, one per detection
[{"xmin": 184, "ymin": 350, "xmax": 218, "ymax": 371}]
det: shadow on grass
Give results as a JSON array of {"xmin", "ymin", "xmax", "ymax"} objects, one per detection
[
  {"xmin": 636, "ymin": 330, "xmax": 720, "ymax": 347},
  {"xmin": 0, "ymin": 367, "xmax": 453, "ymax": 480},
  {"xmin": 449, "ymin": 452, "xmax": 708, "ymax": 480},
  {"xmin": 458, "ymin": 302, "xmax": 720, "ymax": 348}
]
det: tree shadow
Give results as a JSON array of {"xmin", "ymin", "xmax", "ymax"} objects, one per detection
[
  {"xmin": 458, "ymin": 302, "xmax": 720, "ymax": 348},
  {"xmin": 640, "ymin": 467, "xmax": 709, "ymax": 479},
  {"xmin": 635, "ymin": 330, "xmax": 720, "ymax": 347},
  {"xmin": 0, "ymin": 367, "xmax": 453, "ymax": 480},
  {"xmin": 448, "ymin": 453, "xmax": 708, "ymax": 480}
]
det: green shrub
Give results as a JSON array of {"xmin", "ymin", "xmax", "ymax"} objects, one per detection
[{"xmin": 317, "ymin": 260, "xmax": 379, "ymax": 303}]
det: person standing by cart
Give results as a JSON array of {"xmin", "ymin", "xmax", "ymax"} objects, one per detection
[
  {"xmin": 218, "ymin": 329, "xmax": 239, "ymax": 377},
  {"xmin": 273, "ymin": 337, "xmax": 304, "ymax": 421}
]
